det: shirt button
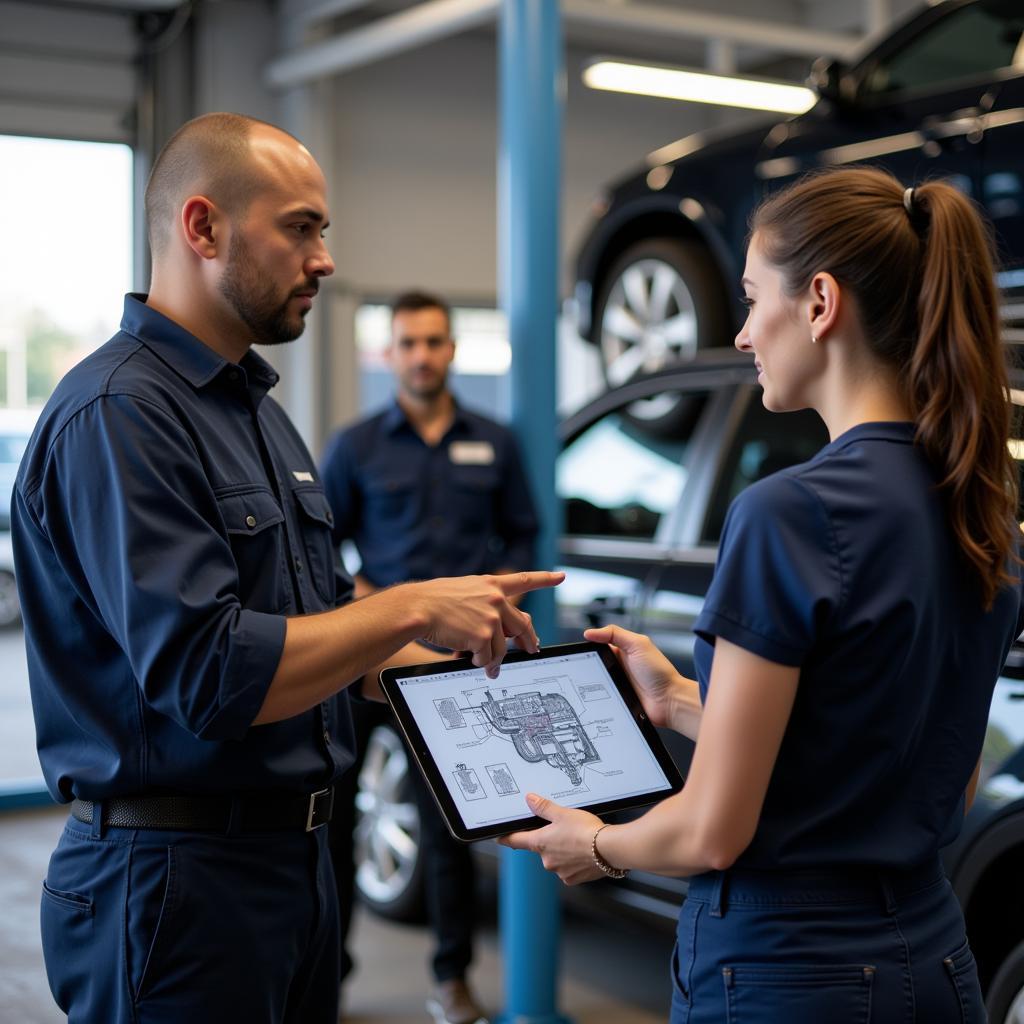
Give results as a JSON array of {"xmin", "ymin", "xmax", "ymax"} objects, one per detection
[
  {"xmin": 229, "ymin": 370, "xmax": 239, "ymax": 381},
  {"xmin": 245, "ymin": 515, "xmax": 257, "ymax": 529}
]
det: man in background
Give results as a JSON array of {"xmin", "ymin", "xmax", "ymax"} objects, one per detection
[{"xmin": 323, "ymin": 291, "xmax": 539, "ymax": 1024}]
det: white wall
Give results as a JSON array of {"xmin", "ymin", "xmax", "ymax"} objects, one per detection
[{"xmin": 323, "ymin": 30, "xmax": 753, "ymax": 304}]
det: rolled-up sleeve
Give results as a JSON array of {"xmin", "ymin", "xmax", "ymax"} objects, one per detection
[
  {"xmin": 24, "ymin": 393, "xmax": 285, "ymax": 740},
  {"xmin": 694, "ymin": 474, "xmax": 840, "ymax": 666}
]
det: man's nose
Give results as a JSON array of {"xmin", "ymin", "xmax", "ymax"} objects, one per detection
[{"xmin": 308, "ymin": 241, "xmax": 335, "ymax": 279}]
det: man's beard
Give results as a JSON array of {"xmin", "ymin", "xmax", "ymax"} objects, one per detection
[
  {"xmin": 219, "ymin": 232, "xmax": 315, "ymax": 347},
  {"xmin": 400, "ymin": 370, "xmax": 448, "ymax": 401}
]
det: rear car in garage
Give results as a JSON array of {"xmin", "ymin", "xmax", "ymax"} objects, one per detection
[{"xmin": 355, "ymin": 349, "xmax": 1024, "ymax": 1024}]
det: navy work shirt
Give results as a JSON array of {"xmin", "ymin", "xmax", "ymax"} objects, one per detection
[
  {"xmin": 320, "ymin": 401, "xmax": 538, "ymax": 585},
  {"xmin": 694, "ymin": 422, "xmax": 1024, "ymax": 870},
  {"xmin": 12, "ymin": 294, "xmax": 356, "ymax": 804}
]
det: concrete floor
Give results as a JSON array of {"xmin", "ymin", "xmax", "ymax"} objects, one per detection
[{"xmin": 0, "ymin": 807, "xmax": 674, "ymax": 1024}]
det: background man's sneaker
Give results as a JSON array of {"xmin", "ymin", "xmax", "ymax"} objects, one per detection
[{"xmin": 426, "ymin": 978, "xmax": 488, "ymax": 1024}]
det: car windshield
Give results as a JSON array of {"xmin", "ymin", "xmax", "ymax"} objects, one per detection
[{"xmin": 859, "ymin": 2, "xmax": 1024, "ymax": 97}]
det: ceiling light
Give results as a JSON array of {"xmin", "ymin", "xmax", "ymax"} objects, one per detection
[{"xmin": 583, "ymin": 60, "xmax": 816, "ymax": 115}]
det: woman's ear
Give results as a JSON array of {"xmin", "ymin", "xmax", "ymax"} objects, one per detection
[{"xmin": 807, "ymin": 271, "xmax": 840, "ymax": 342}]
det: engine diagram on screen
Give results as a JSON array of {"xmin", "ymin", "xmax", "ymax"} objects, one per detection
[{"xmin": 434, "ymin": 677, "xmax": 605, "ymax": 787}]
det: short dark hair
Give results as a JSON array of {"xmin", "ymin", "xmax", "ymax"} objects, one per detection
[
  {"xmin": 390, "ymin": 290, "xmax": 451, "ymax": 334},
  {"xmin": 144, "ymin": 112, "xmax": 296, "ymax": 257}
]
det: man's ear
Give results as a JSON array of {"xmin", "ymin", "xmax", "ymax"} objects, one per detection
[
  {"xmin": 180, "ymin": 195, "xmax": 221, "ymax": 261},
  {"xmin": 808, "ymin": 271, "xmax": 840, "ymax": 341}
]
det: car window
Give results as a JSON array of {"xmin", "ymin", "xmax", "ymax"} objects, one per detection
[
  {"xmin": 701, "ymin": 395, "xmax": 829, "ymax": 545},
  {"xmin": 558, "ymin": 392, "xmax": 708, "ymax": 540},
  {"xmin": 860, "ymin": 3, "xmax": 1024, "ymax": 98}
]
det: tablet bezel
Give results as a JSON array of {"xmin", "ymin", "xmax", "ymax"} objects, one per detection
[{"xmin": 378, "ymin": 640, "xmax": 684, "ymax": 843}]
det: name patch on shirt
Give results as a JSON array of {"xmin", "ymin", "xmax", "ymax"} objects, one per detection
[
  {"xmin": 449, "ymin": 441, "xmax": 495, "ymax": 466},
  {"xmin": 292, "ymin": 470, "xmax": 315, "ymax": 482}
]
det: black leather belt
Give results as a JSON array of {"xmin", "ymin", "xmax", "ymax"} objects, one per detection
[{"xmin": 70, "ymin": 788, "xmax": 335, "ymax": 833}]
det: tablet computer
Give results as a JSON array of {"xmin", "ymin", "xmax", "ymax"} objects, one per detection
[{"xmin": 379, "ymin": 641, "xmax": 684, "ymax": 843}]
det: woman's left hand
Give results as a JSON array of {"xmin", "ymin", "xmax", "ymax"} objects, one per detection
[{"xmin": 497, "ymin": 793, "xmax": 607, "ymax": 885}]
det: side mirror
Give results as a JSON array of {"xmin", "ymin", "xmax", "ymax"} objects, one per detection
[{"xmin": 807, "ymin": 57, "xmax": 849, "ymax": 107}]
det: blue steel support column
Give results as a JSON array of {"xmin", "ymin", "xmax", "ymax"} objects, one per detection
[{"xmin": 497, "ymin": 3, "xmax": 569, "ymax": 1024}]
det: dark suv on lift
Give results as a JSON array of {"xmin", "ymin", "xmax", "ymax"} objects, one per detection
[{"xmin": 572, "ymin": 0, "xmax": 1024, "ymax": 399}]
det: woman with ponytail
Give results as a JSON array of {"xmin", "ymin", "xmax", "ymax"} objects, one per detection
[{"xmin": 501, "ymin": 166, "xmax": 1024, "ymax": 1022}]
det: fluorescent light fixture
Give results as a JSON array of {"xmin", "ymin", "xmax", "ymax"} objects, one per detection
[{"xmin": 583, "ymin": 60, "xmax": 816, "ymax": 115}]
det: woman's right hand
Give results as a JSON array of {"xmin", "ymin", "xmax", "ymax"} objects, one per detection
[{"xmin": 584, "ymin": 625, "xmax": 684, "ymax": 730}]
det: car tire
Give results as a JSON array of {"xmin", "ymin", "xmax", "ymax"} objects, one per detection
[
  {"xmin": 595, "ymin": 238, "xmax": 731, "ymax": 379},
  {"xmin": 987, "ymin": 938, "xmax": 1024, "ymax": 1024},
  {"xmin": 593, "ymin": 238, "xmax": 731, "ymax": 433},
  {"xmin": 0, "ymin": 570, "xmax": 20, "ymax": 629},
  {"xmin": 353, "ymin": 723, "xmax": 426, "ymax": 923}
]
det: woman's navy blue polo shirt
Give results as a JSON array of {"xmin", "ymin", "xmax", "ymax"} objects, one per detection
[{"xmin": 693, "ymin": 421, "xmax": 1024, "ymax": 870}]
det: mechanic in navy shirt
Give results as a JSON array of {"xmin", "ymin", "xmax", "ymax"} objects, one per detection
[
  {"xmin": 502, "ymin": 167, "xmax": 1024, "ymax": 1023},
  {"xmin": 321, "ymin": 290, "xmax": 538, "ymax": 1024},
  {"xmin": 11, "ymin": 113, "xmax": 558, "ymax": 1024}
]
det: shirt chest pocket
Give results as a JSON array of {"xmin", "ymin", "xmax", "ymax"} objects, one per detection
[
  {"xmin": 292, "ymin": 485, "xmax": 337, "ymax": 605},
  {"xmin": 364, "ymin": 473, "xmax": 419, "ymax": 522},
  {"xmin": 450, "ymin": 467, "xmax": 499, "ymax": 529},
  {"xmin": 215, "ymin": 487, "xmax": 289, "ymax": 613}
]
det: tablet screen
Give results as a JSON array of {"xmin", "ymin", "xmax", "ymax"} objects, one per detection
[{"xmin": 387, "ymin": 647, "xmax": 675, "ymax": 834}]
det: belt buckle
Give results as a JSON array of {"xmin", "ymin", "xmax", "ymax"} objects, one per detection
[{"xmin": 305, "ymin": 788, "xmax": 333, "ymax": 831}]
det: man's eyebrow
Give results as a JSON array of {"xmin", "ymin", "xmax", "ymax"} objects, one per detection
[{"xmin": 285, "ymin": 207, "xmax": 328, "ymax": 227}]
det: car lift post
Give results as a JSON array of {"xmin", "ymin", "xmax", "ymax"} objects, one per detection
[{"xmin": 497, "ymin": 2, "xmax": 571, "ymax": 1023}]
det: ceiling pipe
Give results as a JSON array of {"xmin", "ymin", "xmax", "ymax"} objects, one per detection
[
  {"xmin": 295, "ymin": 0, "xmax": 377, "ymax": 29},
  {"xmin": 266, "ymin": 0, "xmax": 862, "ymax": 91},
  {"xmin": 267, "ymin": 0, "xmax": 498, "ymax": 89}
]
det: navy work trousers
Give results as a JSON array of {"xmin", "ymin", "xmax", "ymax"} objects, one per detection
[
  {"xmin": 40, "ymin": 813, "xmax": 340, "ymax": 1024},
  {"xmin": 671, "ymin": 858, "xmax": 984, "ymax": 1023}
]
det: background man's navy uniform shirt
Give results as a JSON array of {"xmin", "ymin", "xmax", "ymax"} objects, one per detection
[
  {"xmin": 12, "ymin": 295, "xmax": 355, "ymax": 803},
  {"xmin": 693, "ymin": 422, "xmax": 1024, "ymax": 870},
  {"xmin": 320, "ymin": 402, "xmax": 538, "ymax": 584}
]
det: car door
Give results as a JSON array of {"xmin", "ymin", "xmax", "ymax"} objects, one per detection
[{"xmin": 555, "ymin": 378, "xmax": 721, "ymax": 644}]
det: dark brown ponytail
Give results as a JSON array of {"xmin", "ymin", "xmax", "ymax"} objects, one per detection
[{"xmin": 752, "ymin": 166, "xmax": 1017, "ymax": 609}]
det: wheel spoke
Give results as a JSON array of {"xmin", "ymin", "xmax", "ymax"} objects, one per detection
[
  {"xmin": 380, "ymin": 749, "xmax": 409, "ymax": 795},
  {"xmin": 606, "ymin": 342, "xmax": 646, "ymax": 386},
  {"xmin": 661, "ymin": 311, "xmax": 697, "ymax": 346},
  {"xmin": 622, "ymin": 266, "xmax": 650, "ymax": 319},
  {"xmin": 379, "ymin": 819, "xmax": 417, "ymax": 863},
  {"xmin": 389, "ymin": 801, "xmax": 419, "ymax": 829},
  {"xmin": 648, "ymin": 264, "xmax": 677, "ymax": 323},
  {"xmin": 603, "ymin": 303, "xmax": 644, "ymax": 342}
]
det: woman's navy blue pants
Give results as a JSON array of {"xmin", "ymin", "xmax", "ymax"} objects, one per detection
[
  {"xmin": 671, "ymin": 858, "xmax": 985, "ymax": 1023},
  {"xmin": 40, "ymin": 813, "xmax": 340, "ymax": 1024}
]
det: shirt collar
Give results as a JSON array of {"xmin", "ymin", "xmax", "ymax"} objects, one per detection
[
  {"xmin": 821, "ymin": 420, "xmax": 916, "ymax": 455},
  {"xmin": 119, "ymin": 293, "xmax": 280, "ymax": 395},
  {"xmin": 383, "ymin": 394, "xmax": 468, "ymax": 436}
]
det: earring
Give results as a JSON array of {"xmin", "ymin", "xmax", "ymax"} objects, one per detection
[{"xmin": 811, "ymin": 334, "xmax": 818, "ymax": 344}]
